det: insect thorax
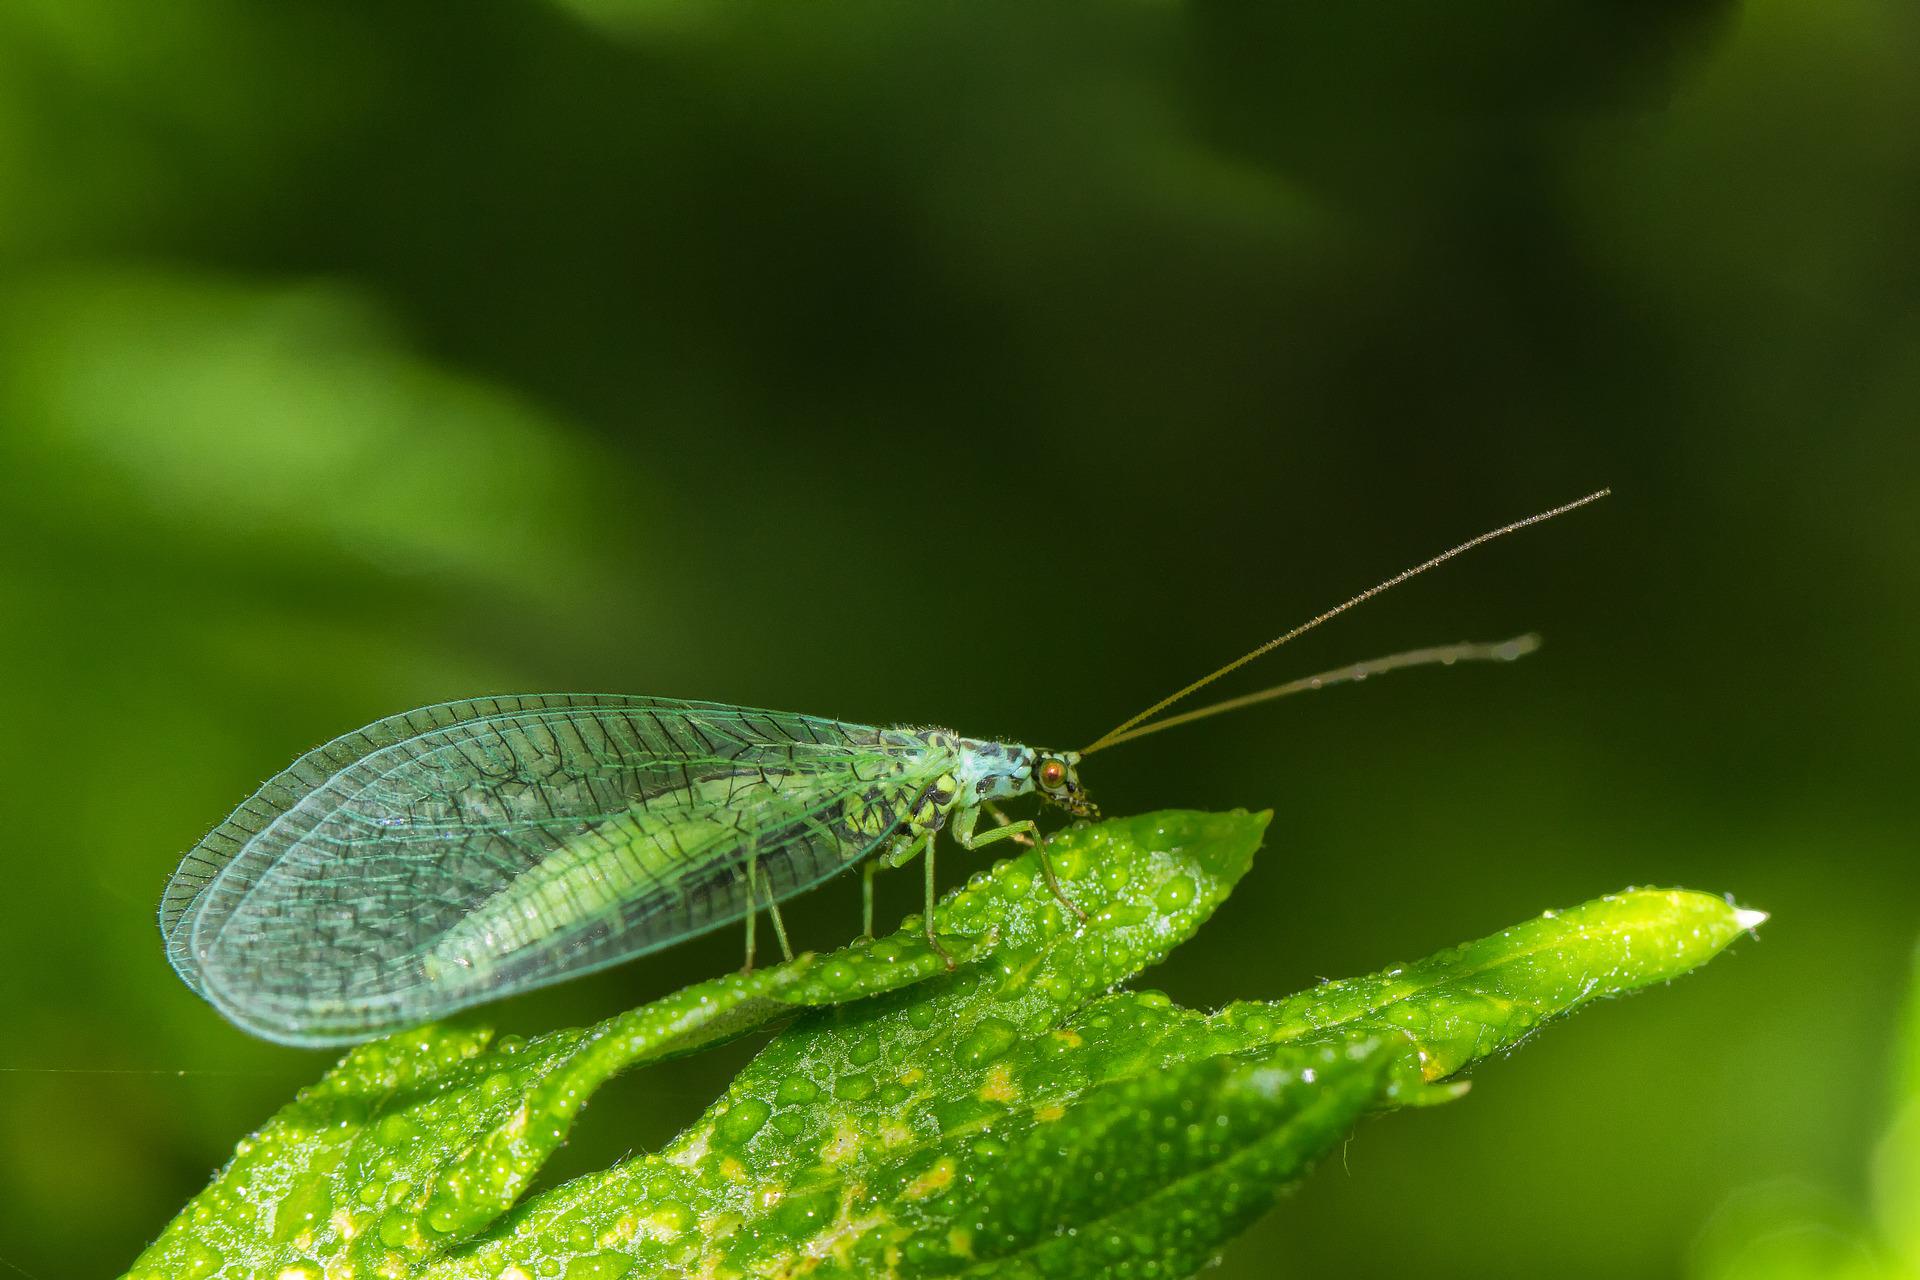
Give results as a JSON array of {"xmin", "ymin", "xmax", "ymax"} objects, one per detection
[{"xmin": 950, "ymin": 736, "xmax": 1038, "ymax": 805}]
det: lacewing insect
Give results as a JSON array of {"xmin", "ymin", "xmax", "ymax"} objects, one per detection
[{"xmin": 160, "ymin": 490, "xmax": 1608, "ymax": 1046}]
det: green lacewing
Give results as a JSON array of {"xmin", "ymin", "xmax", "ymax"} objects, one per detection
[{"xmin": 160, "ymin": 491, "xmax": 1607, "ymax": 1046}]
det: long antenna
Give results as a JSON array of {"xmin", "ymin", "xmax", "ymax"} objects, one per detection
[
  {"xmin": 1080, "ymin": 489, "xmax": 1609, "ymax": 754},
  {"xmin": 1083, "ymin": 634, "xmax": 1539, "ymax": 751}
]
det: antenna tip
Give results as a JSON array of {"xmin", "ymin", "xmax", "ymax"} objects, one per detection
[{"xmin": 1493, "ymin": 633, "xmax": 1543, "ymax": 661}]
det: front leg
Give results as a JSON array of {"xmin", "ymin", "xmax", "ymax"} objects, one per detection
[
  {"xmin": 983, "ymin": 800, "xmax": 1036, "ymax": 846},
  {"xmin": 951, "ymin": 801, "xmax": 1037, "ymax": 852},
  {"xmin": 953, "ymin": 802, "xmax": 1085, "ymax": 922}
]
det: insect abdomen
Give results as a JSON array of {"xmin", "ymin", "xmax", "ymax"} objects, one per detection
[
  {"xmin": 427, "ymin": 806, "xmax": 730, "ymax": 974},
  {"xmin": 425, "ymin": 764, "xmax": 931, "ymax": 975}
]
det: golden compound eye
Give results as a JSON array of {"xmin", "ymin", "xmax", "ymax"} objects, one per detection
[{"xmin": 1038, "ymin": 760, "xmax": 1066, "ymax": 789}]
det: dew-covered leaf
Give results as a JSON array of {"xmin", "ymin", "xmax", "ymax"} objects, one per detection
[
  {"xmin": 424, "ymin": 809, "xmax": 1268, "ymax": 1278},
  {"xmin": 125, "ymin": 809, "xmax": 1267, "ymax": 1279},
  {"xmin": 1256, "ymin": 887, "xmax": 1769, "ymax": 1102},
  {"xmin": 125, "ymin": 814, "xmax": 1763, "ymax": 1280},
  {"xmin": 421, "ymin": 870, "xmax": 1759, "ymax": 1278},
  {"xmin": 124, "ymin": 924, "xmax": 985, "ymax": 1279},
  {"xmin": 803, "ymin": 1039, "xmax": 1397, "ymax": 1279}
]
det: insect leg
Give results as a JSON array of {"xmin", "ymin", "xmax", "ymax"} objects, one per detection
[
  {"xmin": 882, "ymin": 820, "xmax": 931, "ymax": 868},
  {"xmin": 956, "ymin": 802, "xmax": 1082, "ymax": 919},
  {"xmin": 741, "ymin": 852, "xmax": 759, "ymax": 974},
  {"xmin": 1036, "ymin": 844, "xmax": 1087, "ymax": 922},
  {"xmin": 982, "ymin": 800, "xmax": 1036, "ymax": 847},
  {"xmin": 957, "ymin": 814, "xmax": 1038, "ymax": 851},
  {"xmin": 874, "ymin": 791, "xmax": 953, "ymax": 965},
  {"xmin": 921, "ymin": 828, "xmax": 954, "ymax": 971},
  {"xmin": 860, "ymin": 859, "xmax": 878, "ymax": 941},
  {"xmin": 766, "ymin": 893, "xmax": 794, "ymax": 964},
  {"xmin": 739, "ymin": 847, "xmax": 791, "ymax": 965}
]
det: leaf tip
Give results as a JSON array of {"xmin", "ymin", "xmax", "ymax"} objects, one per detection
[{"xmin": 1732, "ymin": 905, "xmax": 1769, "ymax": 932}]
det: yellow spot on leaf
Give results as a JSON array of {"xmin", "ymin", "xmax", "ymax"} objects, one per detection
[
  {"xmin": 819, "ymin": 1125, "xmax": 861, "ymax": 1164},
  {"xmin": 668, "ymin": 1129, "xmax": 710, "ymax": 1167},
  {"xmin": 978, "ymin": 1063, "xmax": 1017, "ymax": 1103},
  {"xmin": 905, "ymin": 1156, "xmax": 957, "ymax": 1201},
  {"xmin": 637, "ymin": 1202, "xmax": 694, "ymax": 1242},
  {"xmin": 1035, "ymin": 1103, "xmax": 1066, "ymax": 1123},
  {"xmin": 799, "ymin": 1201, "xmax": 887, "ymax": 1268},
  {"xmin": 700, "ymin": 1210, "xmax": 744, "ymax": 1242}
]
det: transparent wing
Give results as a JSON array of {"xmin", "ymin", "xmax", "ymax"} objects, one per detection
[{"xmin": 162, "ymin": 694, "xmax": 948, "ymax": 1046}]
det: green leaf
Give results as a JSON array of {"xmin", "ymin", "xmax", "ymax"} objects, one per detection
[
  {"xmin": 424, "ymin": 883, "xmax": 1756, "ymax": 1278},
  {"xmin": 121, "ymin": 917, "xmax": 989, "ymax": 1278},
  {"xmin": 1255, "ymin": 886, "xmax": 1772, "ymax": 1102},
  {"xmin": 125, "ymin": 809, "xmax": 1267, "ymax": 1279},
  {"xmin": 811, "ymin": 1040, "xmax": 1398, "ymax": 1279},
  {"xmin": 125, "ymin": 812, "xmax": 1762, "ymax": 1280},
  {"xmin": 424, "ymin": 810, "xmax": 1270, "ymax": 1279}
]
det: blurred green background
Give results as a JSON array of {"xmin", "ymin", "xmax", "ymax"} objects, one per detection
[{"xmin": 1, "ymin": 1, "xmax": 1915, "ymax": 1276}]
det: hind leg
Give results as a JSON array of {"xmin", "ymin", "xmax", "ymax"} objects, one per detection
[
  {"xmin": 859, "ymin": 859, "xmax": 878, "ymax": 941},
  {"xmin": 740, "ymin": 853, "xmax": 761, "ymax": 974}
]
